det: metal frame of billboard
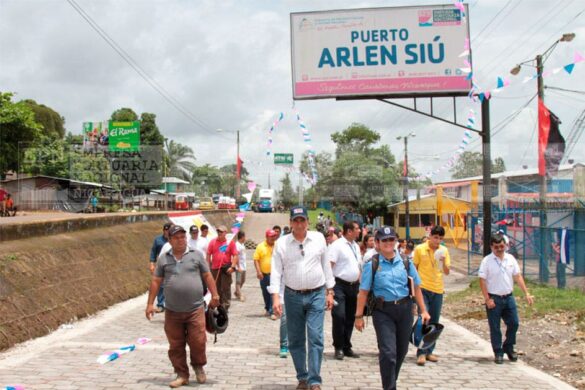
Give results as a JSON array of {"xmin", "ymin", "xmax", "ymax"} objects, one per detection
[
  {"xmin": 291, "ymin": 4, "xmax": 494, "ymax": 256},
  {"xmin": 290, "ymin": 4, "xmax": 472, "ymax": 100}
]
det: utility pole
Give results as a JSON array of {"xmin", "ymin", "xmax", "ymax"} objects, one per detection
[
  {"xmin": 236, "ymin": 130, "xmax": 240, "ymax": 200},
  {"xmin": 397, "ymin": 132, "xmax": 415, "ymax": 239},
  {"xmin": 536, "ymin": 55, "xmax": 549, "ymax": 282}
]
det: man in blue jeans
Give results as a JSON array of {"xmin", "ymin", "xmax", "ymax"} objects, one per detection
[
  {"xmin": 270, "ymin": 206, "xmax": 335, "ymax": 390},
  {"xmin": 479, "ymin": 233, "xmax": 534, "ymax": 364},
  {"xmin": 149, "ymin": 222, "xmax": 172, "ymax": 312},
  {"xmin": 412, "ymin": 225, "xmax": 450, "ymax": 365}
]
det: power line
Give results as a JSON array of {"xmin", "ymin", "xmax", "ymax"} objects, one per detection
[
  {"xmin": 545, "ymin": 86, "xmax": 585, "ymax": 95},
  {"xmin": 66, "ymin": 0, "xmax": 215, "ymax": 133},
  {"xmin": 472, "ymin": 0, "xmax": 516, "ymax": 48}
]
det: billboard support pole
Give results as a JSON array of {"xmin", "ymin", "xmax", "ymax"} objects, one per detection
[{"xmin": 481, "ymin": 98, "xmax": 492, "ymax": 257}]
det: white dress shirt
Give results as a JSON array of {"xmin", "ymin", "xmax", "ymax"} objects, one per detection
[
  {"xmin": 327, "ymin": 236, "xmax": 361, "ymax": 282},
  {"xmin": 478, "ymin": 252, "xmax": 520, "ymax": 295},
  {"xmin": 363, "ymin": 247, "xmax": 377, "ymax": 264},
  {"xmin": 269, "ymin": 230, "xmax": 335, "ymax": 293}
]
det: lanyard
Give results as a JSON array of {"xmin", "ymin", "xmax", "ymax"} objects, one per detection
[{"xmin": 347, "ymin": 241, "xmax": 359, "ymax": 262}]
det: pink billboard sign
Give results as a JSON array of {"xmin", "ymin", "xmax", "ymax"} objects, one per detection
[{"xmin": 291, "ymin": 4, "xmax": 472, "ymax": 99}]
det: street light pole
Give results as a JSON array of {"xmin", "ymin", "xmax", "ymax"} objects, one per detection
[
  {"xmin": 236, "ymin": 130, "xmax": 240, "ymax": 200},
  {"xmin": 397, "ymin": 132, "xmax": 415, "ymax": 239},
  {"xmin": 510, "ymin": 32, "xmax": 575, "ymax": 282}
]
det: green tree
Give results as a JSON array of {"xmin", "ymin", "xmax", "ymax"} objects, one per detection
[
  {"xmin": 330, "ymin": 123, "xmax": 381, "ymax": 158},
  {"xmin": 192, "ymin": 164, "xmax": 223, "ymax": 195},
  {"xmin": 23, "ymin": 99, "xmax": 65, "ymax": 139},
  {"xmin": 111, "ymin": 107, "xmax": 138, "ymax": 121},
  {"xmin": 140, "ymin": 112, "xmax": 164, "ymax": 145},
  {"xmin": 450, "ymin": 151, "xmax": 507, "ymax": 179},
  {"xmin": 328, "ymin": 124, "xmax": 401, "ymax": 214},
  {"xmin": 219, "ymin": 163, "xmax": 249, "ymax": 197},
  {"xmin": 279, "ymin": 173, "xmax": 297, "ymax": 208},
  {"xmin": 163, "ymin": 140, "xmax": 196, "ymax": 182},
  {"xmin": 0, "ymin": 92, "xmax": 42, "ymax": 179}
]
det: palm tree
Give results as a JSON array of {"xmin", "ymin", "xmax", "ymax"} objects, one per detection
[{"xmin": 163, "ymin": 139, "xmax": 196, "ymax": 182}]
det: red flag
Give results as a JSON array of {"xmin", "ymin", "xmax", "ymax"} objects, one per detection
[
  {"xmin": 236, "ymin": 156, "xmax": 243, "ymax": 179},
  {"xmin": 402, "ymin": 159, "xmax": 407, "ymax": 177},
  {"xmin": 538, "ymin": 98, "xmax": 551, "ymax": 176}
]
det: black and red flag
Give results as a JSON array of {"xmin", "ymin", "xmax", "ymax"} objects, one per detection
[
  {"xmin": 538, "ymin": 98, "xmax": 565, "ymax": 177},
  {"xmin": 236, "ymin": 156, "xmax": 243, "ymax": 179}
]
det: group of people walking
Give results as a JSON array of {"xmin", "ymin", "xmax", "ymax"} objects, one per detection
[{"xmin": 145, "ymin": 207, "xmax": 534, "ymax": 390}]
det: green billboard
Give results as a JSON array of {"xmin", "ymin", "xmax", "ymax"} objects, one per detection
[{"xmin": 108, "ymin": 121, "xmax": 140, "ymax": 152}]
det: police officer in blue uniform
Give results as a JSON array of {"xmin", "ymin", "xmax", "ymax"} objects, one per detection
[{"xmin": 354, "ymin": 226, "xmax": 430, "ymax": 390}]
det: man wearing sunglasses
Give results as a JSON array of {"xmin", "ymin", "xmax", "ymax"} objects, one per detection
[
  {"xmin": 269, "ymin": 206, "xmax": 335, "ymax": 390},
  {"xmin": 354, "ymin": 226, "xmax": 430, "ymax": 390},
  {"xmin": 479, "ymin": 233, "xmax": 534, "ymax": 364}
]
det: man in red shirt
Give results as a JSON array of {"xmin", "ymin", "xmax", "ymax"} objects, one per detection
[{"xmin": 206, "ymin": 225, "xmax": 238, "ymax": 311}]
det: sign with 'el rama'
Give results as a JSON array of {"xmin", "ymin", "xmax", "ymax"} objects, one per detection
[
  {"xmin": 291, "ymin": 4, "xmax": 472, "ymax": 99},
  {"xmin": 274, "ymin": 153, "xmax": 294, "ymax": 165},
  {"xmin": 109, "ymin": 121, "xmax": 141, "ymax": 152}
]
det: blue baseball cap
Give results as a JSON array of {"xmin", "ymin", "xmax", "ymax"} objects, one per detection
[
  {"xmin": 290, "ymin": 206, "xmax": 308, "ymax": 220},
  {"xmin": 375, "ymin": 226, "xmax": 397, "ymax": 240}
]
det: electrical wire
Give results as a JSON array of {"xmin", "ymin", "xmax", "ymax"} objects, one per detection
[
  {"xmin": 472, "ymin": 0, "xmax": 514, "ymax": 46},
  {"xmin": 66, "ymin": 0, "xmax": 216, "ymax": 134}
]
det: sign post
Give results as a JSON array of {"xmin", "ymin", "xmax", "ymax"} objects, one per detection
[{"xmin": 274, "ymin": 153, "xmax": 294, "ymax": 165}]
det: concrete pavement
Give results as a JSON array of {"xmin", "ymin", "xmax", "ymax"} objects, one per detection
[{"xmin": 0, "ymin": 255, "xmax": 575, "ymax": 389}]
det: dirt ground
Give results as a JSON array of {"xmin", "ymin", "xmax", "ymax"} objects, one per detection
[{"xmin": 444, "ymin": 289, "xmax": 585, "ymax": 389}]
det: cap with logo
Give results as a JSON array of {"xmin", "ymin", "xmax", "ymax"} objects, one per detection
[
  {"xmin": 375, "ymin": 226, "xmax": 397, "ymax": 240},
  {"xmin": 216, "ymin": 225, "xmax": 228, "ymax": 233},
  {"xmin": 168, "ymin": 225, "xmax": 186, "ymax": 236},
  {"xmin": 163, "ymin": 222, "xmax": 173, "ymax": 231},
  {"xmin": 189, "ymin": 225, "xmax": 199, "ymax": 233},
  {"xmin": 290, "ymin": 206, "xmax": 308, "ymax": 220},
  {"xmin": 265, "ymin": 229, "xmax": 278, "ymax": 238}
]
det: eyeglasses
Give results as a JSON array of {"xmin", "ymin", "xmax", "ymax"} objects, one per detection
[{"xmin": 299, "ymin": 244, "xmax": 305, "ymax": 257}]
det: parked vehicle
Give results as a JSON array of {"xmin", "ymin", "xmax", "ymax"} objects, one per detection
[
  {"xmin": 175, "ymin": 194, "xmax": 189, "ymax": 210},
  {"xmin": 199, "ymin": 197, "xmax": 215, "ymax": 210},
  {"xmin": 257, "ymin": 189, "xmax": 276, "ymax": 212},
  {"xmin": 212, "ymin": 193, "xmax": 223, "ymax": 204}
]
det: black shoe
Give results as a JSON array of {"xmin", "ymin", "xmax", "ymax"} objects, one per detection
[
  {"xmin": 494, "ymin": 355, "xmax": 504, "ymax": 364},
  {"xmin": 505, "ymin": 350, "xmax": 518, "ymax": 362},
  {"xmin": 334, "ymin": 349, "xmax": 344, "ymax": 360},
  {"xmin": 343, "ymin": 349, "xmax": 360, "ymax": 358}
]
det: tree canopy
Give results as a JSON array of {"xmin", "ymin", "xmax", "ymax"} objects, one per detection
[
  {"xmin": 450, "ymin": 151, "xmax": 507, "ymax": 179},
  {"xmin": 0, "ymin": 92, "xmax": 42, "ymax": 179},
  {"xmin": 23, "ymin": 99, "xmax": 65, "ymax": 139}
]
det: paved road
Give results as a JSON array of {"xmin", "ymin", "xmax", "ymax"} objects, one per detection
[{"xmin": 0, "ymin": 252, "xmax": 574, "ymax": 390}]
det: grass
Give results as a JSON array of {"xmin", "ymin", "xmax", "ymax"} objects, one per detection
[
  {"xmin": 307, "ymin": 208, "xmax": 336, "ymax": 229},
  {"xmin": 446, "ymin": 278, "xmax": 585, "ymax": 330}
]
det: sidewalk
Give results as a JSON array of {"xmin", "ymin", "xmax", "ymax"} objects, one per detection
[{"xmin": 0, "ymin": 266, "xmax": 575, "ymax": 389}]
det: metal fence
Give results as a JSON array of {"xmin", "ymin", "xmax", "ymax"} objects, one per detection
[{"xmin": 467, "ymin": 208, "xmax": 585, "ymax": 290}]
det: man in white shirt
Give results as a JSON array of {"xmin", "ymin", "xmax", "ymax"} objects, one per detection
[
  {"xmin": 479, "ymin": 233, "xmax": 534, "ymax": 364},
  {"xmin": 328, "ymin": 220, "xmax": 362, "ymax": 360},
  {"xmin": 197, "ymin": 224, "xmax": 210, "ymax": 254},
  {"xmin": 188, "ymin": 225, "xmax": 205, "ymax": 256},
  {"xmin": 270, "ymin": 206, "xmax": 335, "ymax": 390}
]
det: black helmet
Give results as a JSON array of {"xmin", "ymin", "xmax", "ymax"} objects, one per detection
[
  {"xmin": 206, "ymin": 306, "xmax": 229, "ymax": 336},
  {"xmin": 411, "ymin": 317, "xmax": 444, "ymax": 351}
]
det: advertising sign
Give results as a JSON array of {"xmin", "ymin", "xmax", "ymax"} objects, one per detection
[
  {"xmin": 291, "ymin": 4, "xmax": 471, "ymax": 99},
  {"xmin": 108, "ymin": 121, "xmax": 140, "ymax": 152},
  {"xmin": 274, "ymin": 153, "xmax": 294, "ymax": 165},
  {"xmin": 82, "ymin": 121, "xmax": 109, "ymax": 150}
]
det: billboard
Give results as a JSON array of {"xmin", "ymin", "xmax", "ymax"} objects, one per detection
[
  {"xmin": 82, "ymin": 121, "xmax": 109, "ymax": 151},
  {"xmin": 108, "ymin": 121, "xmax": 140, "ymax": 152},
  {"xmin": 291, "ymin": 4, "xmax": 471, "ymax": 99}
]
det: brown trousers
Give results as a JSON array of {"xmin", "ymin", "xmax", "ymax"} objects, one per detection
[
  {"xmin": 164, "ymin": 307, "xmax": 207, "ymax": 379},
  {"xmin": 211, "ymin": 268, "xmax": 233, "ymax": 309}
]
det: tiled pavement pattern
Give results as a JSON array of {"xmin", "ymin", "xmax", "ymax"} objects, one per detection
[{"xmin": 0, "ymin": 254, "xmax": 575, "ymax": 390}]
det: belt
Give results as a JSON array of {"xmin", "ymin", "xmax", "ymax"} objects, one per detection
[
  {"xmin": 335, "ymin": 277, "xmax": 359, "ymax": 286},
  {"xmin": 489, "ymin": 293, "xmax": 513, "ymax": 298},
  {"xmin": 285, "ymin": 285, "xmax": 324, "ymax": 295},
  {"xmin": 380, "ymin": 296, "xmax": 412, "ymax": 306}
]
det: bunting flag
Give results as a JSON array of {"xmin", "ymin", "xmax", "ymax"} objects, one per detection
[
  {"xmin": 266, "ymin": 112, "xmax": 284, "ymax": 156},
  {"xmin": 560, "ymin": 228, "xmax": 570, "ymax": 265},
  {"xmin": 414, "ymin": 109, "xmax": 477, "ymax": 181},
  {"xmin": 295, "ymin": 110, "xmax": 319, "ymax": 185},
  {"xmin": 538, "ymin": 98, "xmax": 565, "ymax": 177}
]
